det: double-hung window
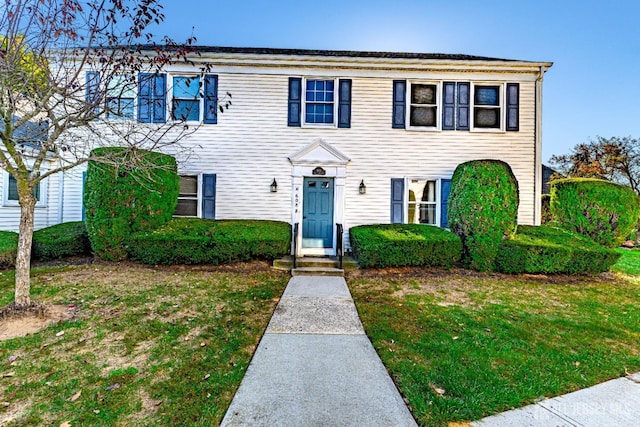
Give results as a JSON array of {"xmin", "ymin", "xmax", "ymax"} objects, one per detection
[
  {"xmin": 106, "ymin": 75, "xmax": 135, "ymax": 120},
  {"xmin": 473, "ymin": 84, "xmax": 502, "ymax": 130},
  {"xmin": 172, "ymin": 76, "xmax": 201, "ymax": 122},
  {"xmin": 407, "ymin": 179, "xmax": 437, "ymax": 225},
  {"xmin": 408, "ymin": 83, "xmax": 438, "ymax": 129},
  {"xmin": 175, "ymin": 175, "xmax": 199, "ymax": 217},
  {"xmin": 287, "ymin": 77, "xmax": 352, "ymax": 128},
  {"xmin": 4, "ymin": 172, "xmax": 46, "ymax": 207},
  {"xmin": 173, "ymin": 174, "xmax": 217, "ymax": 219},
  {"xmin": 305, "ymin": 79, "xmax": 335, "ymax": 124},
  {"xmin": 390, "ymin": 177, "xmax": 451, "ymax": 228}
]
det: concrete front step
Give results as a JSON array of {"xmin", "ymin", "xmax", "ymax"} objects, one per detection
[
  {"xmin": 291, "ymin": 267, "xmax": 345, "ymax": 277},
  {"xmin": 273, "ymin": 256, "xmax": 358, "ymax": 271}
]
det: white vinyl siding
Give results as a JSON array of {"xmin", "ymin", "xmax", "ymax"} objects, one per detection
[{"xmin": 20, "ymin": 58, "xmax": 541, "ymax": 239}]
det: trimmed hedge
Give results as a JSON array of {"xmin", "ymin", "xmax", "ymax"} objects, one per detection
[
  {"xmin": 0, "ymin": 231, "xmax": 18, "ymax": 268},
  {"xmin": 32, "ymin": 221, "xmax": 91, "ymax": 261},
  {"xmin": 448, "ymin": 160, "xmax": 519, "ymax": 271},
  {"xmin": 495, "ymin": 225, "xmax": 620, "ymax": 274},
  {"xmin": 128, "ymin": 218, "xmax": 291, "ymax": 265},
  {"xmin": 551, "ymin": 178, "xmax": 640, "ymax": 248},
  {"xmin": 541, "ymin": 194, "xmax": 551, "ymax": 224},
  {"xmin": 84, "ymin": 147, "xmax": 179, "ymax": 261},
  {"xmin": 349, "ymin": 224, "xmax": 462, "ymax": 268}
]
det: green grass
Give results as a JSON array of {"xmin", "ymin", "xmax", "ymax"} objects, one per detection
[
  {"xmin": 612, "ymin": 248, "xmax": 640, "ymax": 275},
  {"xmin": 0, "ymin": 262, "xmax": 288, "ymax": 426},
  {"xmin": 348, "ymin": 269, "xmax": 640, "ymax": 426}
]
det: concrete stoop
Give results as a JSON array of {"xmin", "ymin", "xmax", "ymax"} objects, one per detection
[{"xmin": 273, "ymin": 256, "xmax": 358, "ymax": 277}]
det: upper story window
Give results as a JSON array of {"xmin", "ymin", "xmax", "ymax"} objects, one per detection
[
  {"xmin": 106, "ymin": 74, "xmax": 135, "ymax": 120},
  {"xmin": 409, "ymin": 83, "xmax": 438, "ymax": 129},
  {"xmin": 305, "ymin": 79, "xmax": 335, "ymax": 125},
  {"xmin": 172, "ymin": 76, "xmax": 201, "ymax": 122},
  {"xmin": 288, "ymin": 77, "xmax": 352, "ymax": 128},
  {"xmin": 473, "ymin": 85, "xmax": 501, "ymax": 129},
  {"xmin": 87, "ymin": 71, "xmax": 219, "ymax": 124},
  {"xmin": 392, "ymin": 80, "xmax": 519, "ymax": 132}
]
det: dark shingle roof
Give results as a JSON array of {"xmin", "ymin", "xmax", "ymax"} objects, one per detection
[{"xmin": 138, "ymin": 45, "xmax": 524, "ymax": 62}]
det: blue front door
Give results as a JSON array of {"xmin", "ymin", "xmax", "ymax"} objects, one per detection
[{"xmin": 302, "ymin": 177, "xmax": 334, "ymax": 248}]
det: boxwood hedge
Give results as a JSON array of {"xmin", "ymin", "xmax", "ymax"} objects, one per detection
[
  {"xmin": 32, "ymin": 221, "xmax": 91, "ymax": 261},
  {"xmin": 349, "ymin": 224, "xmax": 462, "ymax": 268},
  {"xmin": 448, "ymin": 159, "xmax": 519, "ymax": 271},
  {"xmin": 128, "ymin": 218, "xmax": 291, "ymax": 265},
  {"xmin": 0, "ymin": 230, "xmax": 18, "ymax": 268},
  {"xmin": 84, "ymin": 147, "xmax": 179, "ymax": 261},
  {"xmin": 551, "ymin": 178, "xmax": 640, "ymax": 248},
  {"xmin": 495, "ymin": 225, "xmax": 620, "ymax": 274}
]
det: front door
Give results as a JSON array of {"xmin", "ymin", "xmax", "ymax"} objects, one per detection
[{"xmin": 302, "ymin": 177, "xmax": 334, "ymax": 248}]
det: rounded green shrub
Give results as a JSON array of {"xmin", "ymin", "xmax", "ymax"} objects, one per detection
[
  {"xmin": 495, "ymin": 225, "xmax": 620, "ymax": 274},
  {"xmin": 128, "ymin": 218, "xmax": 291, "ymax": 265},
  {"xmin": 550, "ymin": 178, "xmax": 640, "ymax": 247},
  {"xmin": 349, "ymin": 224, "xmax": 462, "ymax": 269},
  {"xmin": 32, "ymin": 221, "xmax": 91, "ymax": 261},
  {"xmin": 448, "ymin": 159, "xmax": 519, "ymax": 271},
  {"xmin": 84, "ymin": 147, "xmax": 179, "ymax": 261}
]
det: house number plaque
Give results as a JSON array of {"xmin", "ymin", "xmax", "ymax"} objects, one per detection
[{"xmin": 312, "ymin": 167, "xmax": 326, "ymax": 176}]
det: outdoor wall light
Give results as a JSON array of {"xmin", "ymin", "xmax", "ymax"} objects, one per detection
[
  {"xmin": 359, "ymin": 180, "xmax": 366, "ymax": 194},
  {"xmin": 270, "ymin": 178, "xmax": 278, "ymax": 193}
]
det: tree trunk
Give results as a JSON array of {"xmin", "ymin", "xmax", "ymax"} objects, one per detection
[{"xmin": 14, "ymin": 194, "xmax": 36, "ymax": 308}]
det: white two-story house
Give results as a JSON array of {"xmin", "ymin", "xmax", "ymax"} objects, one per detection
[{"xmin": 0, "ymin": 46, "xmax": 552, "ymax": 257}]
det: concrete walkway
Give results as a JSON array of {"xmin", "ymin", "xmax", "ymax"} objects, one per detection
[
  {"xmin": 220, "ymin": 276, "xmax": 417, "ymax": 426},
  {"xmin": 472, "ymin": 372, "xmax": 640, "ymax": 426}
]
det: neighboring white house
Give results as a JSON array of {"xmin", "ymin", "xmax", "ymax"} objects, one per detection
[{"xmin": 0, "ymin": 46, "xmax": 552, "ymax": 256}]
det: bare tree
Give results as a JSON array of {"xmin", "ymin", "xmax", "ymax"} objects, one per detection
[
  {"xmin": 550, "ymin": 136, "xmax": 640, "ymax": 194},
  {"xmin": 0, "ymin": 0, "xmax": 216, "ymax": 309}
]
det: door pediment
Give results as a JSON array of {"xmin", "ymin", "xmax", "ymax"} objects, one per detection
[{"xmin": 289, "ymin": 139, "xmax": 350, "ymax": 166}]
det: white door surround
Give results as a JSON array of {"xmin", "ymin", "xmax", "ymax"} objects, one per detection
[{"xmin": 289, "ymin": 139, "xmax": 350, "ymax": 256}]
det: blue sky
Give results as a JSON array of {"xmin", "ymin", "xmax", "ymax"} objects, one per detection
[{"xmin": 159, "ymin": 0, "xmax": 639, "ymax": 163}]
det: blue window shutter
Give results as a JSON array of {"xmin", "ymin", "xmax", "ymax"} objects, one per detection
[
  {"xmin": 337, "ymin": 79, "xmax": 352, "ymax": 128},
  {"xmin": 457, "ymin": 82, "xmax": 470, "ymax": 130},
  {"xmin": 392, "ymin": 80, "xmax": 406, "ymax": 129},
  {"xmin": 440, "ymin": 179, "xmax": 451, "ymax": 228},
  {"xmin": 152, "ymin": 74, "xmax": 166, "ymax": 124},
  {"xmin": 390, "ymin": 178, "xmax": 404, "ymax": 223},
  {"xmin": 204, "ymin": 74, "xmax": 218, "ymax": 124},
  {"xmin": 85, "ymin": 71, "xmax": 100, "ymax": 114},
  {"xmin": 137, "ymin": 73, "xmax": 152, "ymax": 123},
  {"xmin": 442, "ymin": 82, "xmax": 456, "ymax": 130},
  {"xmin": 506, "ymin": 83, "xmax": 519, "ymax": 131},
  {"xmin": 288, "ymin": 77, "xmax": 302, "ymax": 127},
  {"xmin": 202, "ymin": 174, "xmax": 216, "ymax": 219},
  {"xmin": 138, "ymin": 73, "xmax": 166, "ymax": 123}
]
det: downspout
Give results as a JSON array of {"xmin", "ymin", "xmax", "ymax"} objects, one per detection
[
  {"xmin": 57, "ymin": 171, "xmax": 64, "ymax": 224},
  {"xmin": 534, "ymin": 65, "xmax": 547, "ymax": 225}
]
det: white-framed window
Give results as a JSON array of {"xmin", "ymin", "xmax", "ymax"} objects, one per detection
[
  {"xmin": 407, "ymin": 178, "xmax": 440, "ymax": 225},
  {"xmin": 173, "ymin": 173, "xmax": 216, "ymax": 219},
  {"xmin": 174, "ymin": 174, "xmax": 199, "ymax": 217},
  {"xmin": 106, "ymin": 74, "xmax": 135, "ymax": 120},
  {"xmin": 171, "ymin": 75, "xmax": 202, "ymax": 122},
  {"xmin": 407, "ymin": 82, "xmax": 440, "ymax": 130},
  {"xmin": 3, "ymin": 172, "xmax": 47, "ymax": 207},
  {"xmin": 391, "ymin": 177, "xmax": 451, "ymax": 228},
  {"xmin": 303, "ymin": 78, "xmax": 337, "ymax": 126},
  {"xmin": 471, "ymin": 83, "xmax": 503, "ymax": 131}
]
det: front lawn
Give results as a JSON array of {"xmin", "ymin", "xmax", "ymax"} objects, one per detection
[
  {"xmin": 612, "ymin": 248, "xmax": 640, "ymax": 275},
  {"xmin": 0, "ymin": 262, "xmax": 288, "ymax": 426},
  {"xmin": 348, "ymin": 269, "xmax": 640, "ymax": 426}
]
